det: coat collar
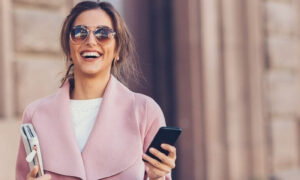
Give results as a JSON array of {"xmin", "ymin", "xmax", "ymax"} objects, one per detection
[{"xmin": 32, "ymin": 76, "xmax": 143, "ymax": 179}]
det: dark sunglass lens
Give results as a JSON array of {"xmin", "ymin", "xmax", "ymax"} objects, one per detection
[
  {"xmin": 71, "ymin": 27, "xmax": 88, "ymax": 43},
  {"xmin": 94, "ymin": 27, "xmax": 113, "ymax": 42}
]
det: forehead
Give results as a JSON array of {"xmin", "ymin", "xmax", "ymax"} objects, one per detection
[{"xmin": 73, "ymin": 9, "xmax": 113, "ymax": 29}]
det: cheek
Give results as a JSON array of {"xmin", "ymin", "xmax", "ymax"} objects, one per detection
[
  {"xmin": 107, "ymin": 41, "xmax": 117, "ymax": 57},
  {"xmin": 70, "ymin": 48, "xmax": 75, "ymax": 59},
  {"xmin": 69, "ymin": 43, "xmax": 79, "ymax": 59}
]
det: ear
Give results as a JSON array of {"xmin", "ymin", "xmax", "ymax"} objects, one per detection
[{"xmin": 114, "ymin": 47, "xmax": 120, "ymax": 59}]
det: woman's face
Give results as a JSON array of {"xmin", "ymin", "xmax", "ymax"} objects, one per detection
[{"xmin": 69, "ymin": 9, "xmax": 117, "ymax": 78}]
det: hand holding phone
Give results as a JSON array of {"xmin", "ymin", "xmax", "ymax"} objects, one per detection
[{"xmin": 144, "ymin": 126, "xmax": 182, "ymax": 162}]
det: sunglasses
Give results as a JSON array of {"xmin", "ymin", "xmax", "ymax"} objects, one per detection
[{"xmin": 70, "ymin": 25, "xmax": 116, "ymax": 44}]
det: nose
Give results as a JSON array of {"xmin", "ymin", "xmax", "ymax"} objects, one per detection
[{"xmin": 85, "ymin": 31, "xmax": 98, "ymax": 46}]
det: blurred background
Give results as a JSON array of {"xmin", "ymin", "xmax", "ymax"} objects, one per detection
[{"xmin": 1, "ymin": 0, "xmax": 300, "ymax": 179}]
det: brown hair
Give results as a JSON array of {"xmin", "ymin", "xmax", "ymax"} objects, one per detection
[{"xmin": 60, "ymin": 1, "xmax": 139, "ymax": 87}]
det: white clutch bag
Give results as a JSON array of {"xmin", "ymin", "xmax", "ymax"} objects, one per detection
[{"xmin": 21, "ymin": 123, "xmax": 44, "ymax": 177}]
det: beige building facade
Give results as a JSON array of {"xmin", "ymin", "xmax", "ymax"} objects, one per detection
[
  {"xmin": 1, "ymin": 0, "xmax": 300, "ymax": 179},
  {"xmin": 172, "ymin": 0, "xmax": 300, "ymax": 179}
]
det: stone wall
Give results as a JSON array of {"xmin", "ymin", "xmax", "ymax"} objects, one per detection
[
  {"xmin": 13, "ymin": 0, "xmax": 71, "ymax": 115},
  {"xmin": 0, "ymin": 0, "xmax": 74, "ymax": 179},
  {"xmin": 173, "ymin": 0, "xmax": 300, "ymax": 179},
  {"xmin": 264, "ymin": 0, "xmax": 300, "ymax": 178}
]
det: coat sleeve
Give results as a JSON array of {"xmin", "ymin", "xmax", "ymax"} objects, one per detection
[
  {"xmin": 142, "ymin": 97, "xmax": 172, "ymax": 180},
  {"xmin": 15, "ymin": 106, "xmax": 32, "ymax": 180},
  {"xmin": 16, "ymin": 139, "xmax": 30, "ymax": 180}
]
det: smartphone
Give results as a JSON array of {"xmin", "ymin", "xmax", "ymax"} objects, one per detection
[{"xmin": 144, "ymin": 126, "xmax": 182, "ymax": 162}]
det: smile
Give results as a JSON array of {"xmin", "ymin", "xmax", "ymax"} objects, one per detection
[{"xmin": 80, "ymin": 51, "xmax": 103, "ymax": 61}]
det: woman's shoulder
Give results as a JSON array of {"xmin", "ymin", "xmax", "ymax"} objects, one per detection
[
  {"xmin": 133, "ymin": 92, "xmax": 158, "ymax": 107},
  {"xmin": 132, "ymin": 92, "xmax": 164, "ymax": 118},
  {"xmin": 22, "ymin": 92, "xmax": 59, "ymax": 120}
]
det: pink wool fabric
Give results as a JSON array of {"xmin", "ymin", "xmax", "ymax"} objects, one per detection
[{"xmin": 16, "ymin": 76, "xmax": 171, "ymax": 180}]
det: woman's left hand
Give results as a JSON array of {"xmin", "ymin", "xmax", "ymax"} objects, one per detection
[{"xmin": 142, "ymin": 143, "xmax": 176, "ymax": 180}]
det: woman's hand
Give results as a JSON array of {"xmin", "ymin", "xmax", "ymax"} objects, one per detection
[
  {"xmin": 26, "ymin": 166, "xmax": 51, "ymax": 180},
  {"xmin": 143, "ymin": 144, "xmax": 176, "ymax": 180}
]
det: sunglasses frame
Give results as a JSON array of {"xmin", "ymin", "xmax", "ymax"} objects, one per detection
[{"xmin": 69, "ymin": 25, "xmax": 116, "ymax": 44}]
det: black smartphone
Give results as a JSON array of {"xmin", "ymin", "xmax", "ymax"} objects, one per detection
[{"xmin": 144, "ymin": 126, "xmax": 182, "ymax": 162}]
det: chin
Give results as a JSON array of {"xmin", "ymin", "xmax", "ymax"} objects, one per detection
[
  {"xmin": 74, "ymin": 60, "xmax": 111, "ymax": 78},
  {"xmin": 80, "ymin": 67, "xmax": 109, "ymax": 77}
]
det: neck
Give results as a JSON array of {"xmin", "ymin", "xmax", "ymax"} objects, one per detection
[{"xmin": 71, "ymin": 72, "xmax": 110, "ymax": 100}]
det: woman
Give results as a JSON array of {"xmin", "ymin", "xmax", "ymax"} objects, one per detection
[{"xmin": 16, "ymin": 1, "xmax": 176, "ymax": 180}]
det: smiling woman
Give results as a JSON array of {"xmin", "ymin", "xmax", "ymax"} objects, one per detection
[{"xmin": 15, "ymin": 1, "xmax": 176, "ymax": 180}]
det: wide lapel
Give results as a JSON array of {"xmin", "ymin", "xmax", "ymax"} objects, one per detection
[
  {"xmin": 31, "ymin": 81, "xmax": 86, "ymax": 179},
  {"xmin": 82, "ymin": 76, "xmax": 143, "ymax": 180}
]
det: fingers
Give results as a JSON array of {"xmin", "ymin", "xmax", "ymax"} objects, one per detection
[
  {"xmin": 161, "ymin": 144, "xmax": 176, "ymax": 159},
  {"xmin": 27, "ymin": 166, "xmax": 38, "ymax": 179},
  {"xmin": 145, "ymin": 144, "xmax": 177, "ymax": 168},
  {"xmin": 150, "ymin": 147, "xmax": 176, "ymax": 169},
  {"xmin": 143, "ymin": 153, "xmax": 171, "ymax": 173},
  {"xmin": 26, "ymin": 166, "xmax": 51, "ymax": 180},
  {"xmin": 142, "ymin": 144, "xmax": 177, "ymax": 179},
  {"xmin": 144, "ymin": 162, "xmax": 167, "ymax": 178},
  {"xmin": 36, "ymin": 174, "xmax": 51, "ymax": 180}
]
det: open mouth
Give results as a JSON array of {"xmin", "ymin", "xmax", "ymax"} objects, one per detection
[{"xmin": 80, "ymin": 51, "xmax": 103, "ymax": 59}]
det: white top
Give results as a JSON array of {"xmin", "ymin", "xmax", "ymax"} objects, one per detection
[{"xmin": 70, "ymin": 98, "xmax": 102, "ymax": 152}]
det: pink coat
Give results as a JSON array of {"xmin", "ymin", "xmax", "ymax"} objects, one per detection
[{"xmin": 16, "ymin": 76, "xmax": 171, "ymax": 180}]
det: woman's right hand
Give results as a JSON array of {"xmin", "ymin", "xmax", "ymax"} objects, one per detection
[{"xmin": 26, "ymin": 166, "xmax": 51, "ymax": 180}]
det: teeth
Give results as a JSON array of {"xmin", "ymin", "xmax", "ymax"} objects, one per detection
[{"xmin": 82, "ymin": 52, "xmax": 100, "ymax": 58}]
